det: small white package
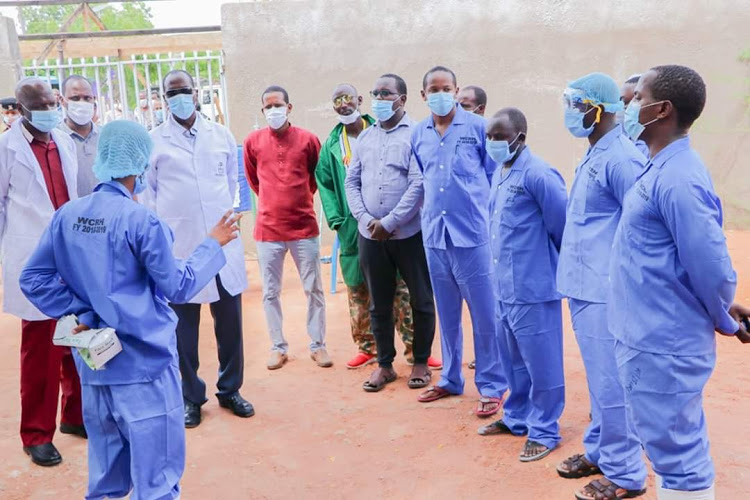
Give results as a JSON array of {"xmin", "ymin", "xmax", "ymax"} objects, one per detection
[{"xmin": 53, "ymin": 315, "xmax": 122, "ymax": 370}]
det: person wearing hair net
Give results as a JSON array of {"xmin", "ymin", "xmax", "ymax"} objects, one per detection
[
  {"xmin": 555, "ymin": 73, "xmax": 649, "ymax": 500},
  {"xmin": 19, "ymin": 120, "xmax": 241, "ymax": 500}
]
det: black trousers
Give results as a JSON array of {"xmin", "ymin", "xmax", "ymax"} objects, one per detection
[
  {"xmin": 171, "ymin": 276, "xmax": 244, "ymax": 406},
  {"xmin": 359, "ymin": 231, "xmax": 436, "ymax": 368}
]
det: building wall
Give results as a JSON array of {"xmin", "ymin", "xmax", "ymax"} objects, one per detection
[{"xmin": 222, "ymin": 0, "xmax": 750, "ymax": 239}]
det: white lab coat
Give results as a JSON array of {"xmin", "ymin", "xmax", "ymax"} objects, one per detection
[
  {"xmin": 0, "ymin": 122, "xmax": 78, "ymax": 320},
  {"xmin": 146, "ymin": 114, "xmax": 247, "ymax": 303}
]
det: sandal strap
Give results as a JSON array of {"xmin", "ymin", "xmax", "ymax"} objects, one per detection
[{"xmin": 562, "ymin": 453, "xmax": 596, "ymax": 473}]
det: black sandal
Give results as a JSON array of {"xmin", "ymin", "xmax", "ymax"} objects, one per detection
[
  {"xmin": 407, "ymin": 368, "xmax": 431, "ymax": 389},
  {"xmin": 574, "ymin": 478, "xmax": 647, "ymax": 500},
  {"xmin": 557, "ymin": 453, "xmax": 602, "ymax": 479},
  {"xmin": 477, "ymin": 419, "xmax": 519, "ymax": 436},
  {"xmin": 362, "ymin": 369, "xmax": 397, "ymax": 393},
  {"xmin": 519, "ymin": 439, "xmax": 553, "ymax": 462}
]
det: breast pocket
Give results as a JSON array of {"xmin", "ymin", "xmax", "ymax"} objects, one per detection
[
  {"xmin": 199, "ymin": 148, "xmax": 230, "ymax": 179},
  {"xmin": 584, "ymin": 169, "xmax": 618, "ymax": 214},
  {"xmin": 452, "ymin": 144, "xmax": 481, "ymax": 178}
]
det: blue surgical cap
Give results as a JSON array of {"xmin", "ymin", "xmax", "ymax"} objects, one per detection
[
  {"xmin": 567, "ymin": 72, "xmax": 624, "ymax": 113},
  {"xmin": 93, "ymin": 120, "xmax": 153, "ymax": 182}
]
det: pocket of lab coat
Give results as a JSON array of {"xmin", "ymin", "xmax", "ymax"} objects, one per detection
[
  {"xmin": 453, "ymin": 144, "xmax": 481, "ymax": 178},
  {"xmin": 207, "ymin": 149, "xmax": 230, "ymax": 177}
]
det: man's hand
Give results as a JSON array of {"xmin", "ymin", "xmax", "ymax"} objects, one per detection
[
  {"xmin": 367, "ymin": 219, "xmax": 392, "ymax": 241},
  {"xmin": 72, "ymin": 323, "xmax": 91, "ymax": 335},
  {"xmin": 728, "ymin": 302, "xmax": 750, "ymax": 344},
  {"xmin": 209, "ymin": 210, "xmax": 243, "ymax": 246}
]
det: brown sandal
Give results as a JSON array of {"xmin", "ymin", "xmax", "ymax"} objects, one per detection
[
  {"xmin": 418, "ymin": 385, "xmax": 453, "ymax": 403},
  {"xmin": 574, "ymin": 478, "xmax": 647, "ymax": 500},
  {"xmin": 362, "ymin": 368, "xmax": 397, "ymax": 393},
  {"xmin": 557, "ymin": 453, "xmax": 602, "ymax": 479},
  {"xmin": 407, "ymin": 366, "xmax": 432, "ymax": 389}
]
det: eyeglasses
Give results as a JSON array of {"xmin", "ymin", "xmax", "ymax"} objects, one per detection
[
  {"xmin": 370, "ymin": 90, "xmax": 400, "ymax": 99},
  {"xmin": 333, "ymin": 94, "xmax": 354, "ymax": 107},
  {"xmin": 165, "ymin": 87, "xmax": 193, "ymax": 99}
]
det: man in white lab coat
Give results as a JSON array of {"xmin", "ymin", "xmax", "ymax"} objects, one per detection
[
  {"xmin": 0, "ymin": 77, "xmax": 82, "ymax": 467},
  {"xmin": 146, "ymin": 70, "xmax": 252, "ymax": 429}
]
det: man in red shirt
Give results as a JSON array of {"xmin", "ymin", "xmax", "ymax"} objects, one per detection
[
  {"xmin": 0, "ymin": 78, "xmax": 83, "ymax": 467},
  {"xmin": 244, "ymin": 86, "xmax": 330, "ymax": 370}
]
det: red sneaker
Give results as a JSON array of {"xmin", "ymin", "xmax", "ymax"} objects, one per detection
[
  {"xmin": 346, "ymin": 352, "xmax": 376, "ymax": 369},
  {"xmin": 427, "ymin": 356, "xmax": 443, "ymax": 370}
]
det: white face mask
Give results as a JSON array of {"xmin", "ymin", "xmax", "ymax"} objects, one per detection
[
  {"xmin": 338, "ymin": 109, "xmax": 360, "ymax": 125},
  {"xmin": 139, "ymin": 99, "xmax": 148, "ymax": 108},
  {"xmin": 265, "ymin": 106, "xmax": 288, "ymax": 130},
  {"xmin": 66, "ymin": 101, "xmax": 95, "ymax": 126}
]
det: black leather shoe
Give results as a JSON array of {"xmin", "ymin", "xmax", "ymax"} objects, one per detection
[
  {"xmin": 23, "ymin": 442, "xmax": 62, "ymax": 467},
  {"xmin": 184, "ymin": 401, "xmax": 202, "ymax": 429},
  {"xmin": 60, "ymin": 423, "xmax": 87, "ymax": 439},
  {"xmin": 218, "ymin": 393, "xmax": 255, "ymax": 418}
]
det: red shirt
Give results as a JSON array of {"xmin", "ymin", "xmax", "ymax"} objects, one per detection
[
  {"xmin": 243, "ymin": 125, "xmax": 321, "ymax": 242},
  {"xmin": 28, "ymin": 133, "xmax": 70, "ymax": 210}
]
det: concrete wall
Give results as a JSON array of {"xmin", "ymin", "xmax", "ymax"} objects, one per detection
[
  {"xmin": 0, "ymin": 16, "xmax": 22, "ymax": 97},
  {"xmin": 222, "ymin": 0, "xmax": 750, "ymax": 233}
]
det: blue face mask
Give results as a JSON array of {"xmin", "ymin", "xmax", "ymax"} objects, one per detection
[
  {"xmin": 564, "ymin": 107, "xmax": 596, "ymax": 138},
  {"xmin": 154, "ymin": 109, "xmax": 164, "ymax": 123},
  {"xmin": 371, "ymin": 99, "xmax": 400, "ymax": 122},
  {"xmin": 486, "ymin": 132, "xmax": 522, "ymax": 165},
  {"xmin": 134, "ymin": 172, "xmax": 146, "ymax": 195},
  {"xmin": 24, "ymin": 105, "xmax": 62, "ymax": 133},
  {"xmin": 623, "ymin": 100, "xmax": 662, "ymax": 141},
  {"xmin": 427, "ymin": 92, "xmax": 455, "ymax": 117},
  {"xmin": 167, "ymin": 94, "xmax": 196, "ymax": 121}
]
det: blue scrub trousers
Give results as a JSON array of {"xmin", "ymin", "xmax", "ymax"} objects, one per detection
[
  {"xmin": 82, "ymin": 363, "xmax": 184, "ymax": 500},
  {"xmin": 615, "ymin": 341, "xmax": 716, "ymax": 492},
  {"xmin": 569, "ymin": 299, "xmax": 647, "ymax": 490},
  {"xmin": 498, "ymin": 300, "xmax": 565, "ymax": 449},
  {"xmin": 424, "ymin": 239, "xmax": 506, "ymax": 397}
]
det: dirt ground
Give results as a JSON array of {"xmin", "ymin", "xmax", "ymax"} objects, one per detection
[{"xmin": 1, "ymin": 233, "xmax": 749, "ymax": 500}]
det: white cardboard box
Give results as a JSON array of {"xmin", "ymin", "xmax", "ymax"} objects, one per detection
[{"xmin": 53, "ymin": 315, "xmax": 122, "ymax": 370}]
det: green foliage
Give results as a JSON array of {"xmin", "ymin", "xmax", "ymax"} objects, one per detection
[{"xmin": 21, "ymin": 2, "xmax": 153, "ymax": 34}]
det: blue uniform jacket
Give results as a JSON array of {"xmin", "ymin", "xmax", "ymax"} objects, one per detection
[
  {"xmin": 557, "ymin": 125, "xmax": 646, "ymax": 303},
  {"xmin": 411, "ymin": 104, "xmax": 497, "ymax": 249},
  {"xmin": 19, "ymin": 181, "xmax": 227, "ymax": 385},
  {"xmin": 490, "ymin": 148, "xmax": 568, "ymax": 304},
  {"xmin": 608, "ymin": 136, "xmax": 737, "ymax": 356}
]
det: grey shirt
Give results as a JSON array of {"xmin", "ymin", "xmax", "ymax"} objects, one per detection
[
  {"xmin": 344, "ymin": 113, "xmax": 423, "ymax": 240},
  {"xmin": 59, "ymin": 120, "xmax": 100, "ymax": 197}
]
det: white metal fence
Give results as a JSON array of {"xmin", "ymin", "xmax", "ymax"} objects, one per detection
[{"xmin": 23, "ymin": 50, "xmax": 229, "ymax": 129}]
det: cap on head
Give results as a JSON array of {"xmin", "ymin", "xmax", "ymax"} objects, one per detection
[
  {"xmin": 568, "ymin": 72, "xmax": 623, "ymax": 112},
  {"xmin": 1, "ymin": 97, "xmax": 17, "ymax": 111},
  {"xmin": 93, "ymin": 120, "xmax": 153, "ymax": 182}
]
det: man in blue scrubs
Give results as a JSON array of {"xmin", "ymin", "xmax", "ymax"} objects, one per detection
[
  {"xmin": 613, "ymin": 65, "xmax": 750, "ymax": 500},
  {"xmin": 411, "ymin": 66, "xmax": 506, "ymax": 418},
  {"xmin": 476, "ymin": 108, "xmax": 567, "ymax": 462},
  {"xmin": 20, "ymin": 120, "xmax": 241, "ymax": 500},
  {"xmin": 620, "ymin": 75, "xmax": 649, "ymax": 157},
  {"xmin": 556, "ymin": 72, "xmax": 649, "ymax": 500}
]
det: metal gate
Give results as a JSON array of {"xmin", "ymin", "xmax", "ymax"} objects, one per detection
[{"xmin": 22, "ymin": 50, "xmax": 230, "ymax": 129}]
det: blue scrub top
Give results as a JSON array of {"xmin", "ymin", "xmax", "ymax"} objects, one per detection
[
  {"xmin": 608, "ymin": 136, "xmax": 737, "ymax": 356},
  {"xmin": 411, "ymin": 104, "xmax": 497, "ymax": 249},
  {"xmin": 490, "ymin": 148, "xmax": 568, "ymax": 304},
  {"xmin": 635, "ymin": 139, "xmax": 649, "ymax": 158},
  {"xmin": 557, "ymin": 125, "xmax": 646, "ymax": 303},
  {"xmin": 20, "ymin": 181, "xmax": 227, "ymax": 385}
]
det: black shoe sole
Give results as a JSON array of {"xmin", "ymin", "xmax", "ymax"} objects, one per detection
[
  {"xmin": 218, "ymin": 400, "xmax": 255, "ymax": 418},
  {"xmin": 185, "ymin": 418, "xmax": 201, "ymax": 429},
  {"xmin": 23, "ymin": 449, "xmax": 62, "ymax": 467}
]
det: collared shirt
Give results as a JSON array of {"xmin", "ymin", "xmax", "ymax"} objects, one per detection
[
  {"xmin": 22, "ymin": 120, "xmax": 70, "ymax": 209},
  {"xmin": 608, "ymin": 137, "xmax": 737, "ymax": 356},
  {"xmin": 411, "ymin": 104, "xmax": 496, "ymax": 249},
  {"xmin": 243, "ymin": 124, "xmax": 321, "ymax": 242},
  {"xmin": 556, "ymin": 125, "xmax": 646, "ymax": 303},
  {"xmin": 344, "ymin": 113, "xmax": 423, "ymax": 240},
  {"xmin": 19, "ymin": 181, "xmax": 226, "ymax": 385},
  {"xmin": 634, "ymin": 139, "xmax": 649, "ymax": 158},
  {"xmin": 59, "ymin": 120, "xmax": 100, "ymax": 197},
  {"xmin": 489, "ymin": 147, "xmax": 567, "ymax": 304}
]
